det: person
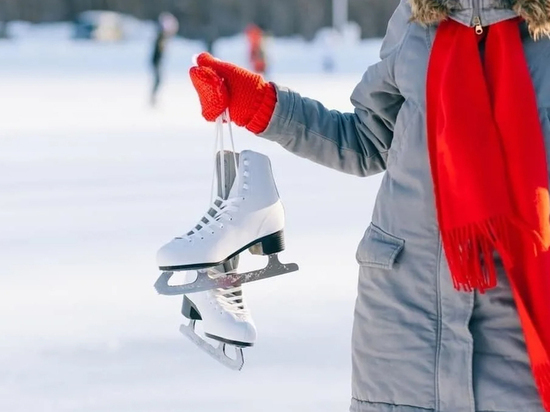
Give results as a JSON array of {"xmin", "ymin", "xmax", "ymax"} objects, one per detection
[
  {"xmin": 150, "ymin": 12, "xmax": 179, "ymax": 106},
  {"xmin": 188, "ymin": 1, "xmax": 550, "ymax": 411},
  {"xmin": 0, "ymin": 21, "xmax": 8, "ymax": 39},
  {"xmin": 245, "ymin": 24, "xmax": 267, "ymax": 75}
]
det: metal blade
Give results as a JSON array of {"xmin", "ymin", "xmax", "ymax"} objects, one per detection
[
  {"xmin": 179, "ymin": 321, "xmax": 244, "ymax": 371},
  {"xmin": 154, "ymin": 254, "xmax": 298, "ymax": 295}
]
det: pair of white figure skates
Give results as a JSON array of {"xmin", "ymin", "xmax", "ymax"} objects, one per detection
[{"xmin": 154, "ymin": 114, "xmax": 298, "ymax": 370}]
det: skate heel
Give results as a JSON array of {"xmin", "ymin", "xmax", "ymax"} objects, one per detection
[
  {"xmin": 181, "ymin": 296, "xmax": 202, "ymax": 320},
  {"xmin": 250, "ymin": 230, "xmax": 285, "ymax": 255}
]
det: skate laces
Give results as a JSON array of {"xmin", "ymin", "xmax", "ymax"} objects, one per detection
[
  {"xmin": 180, "ymin": 111, "xmax": 241, "ymax": 242},
  {"xmin": 206, "ymin": 112, "xmax": 249, "ymax": 317},
  {"xmin": 183, "ymin": 195, "xmax": 240, "ymax": 241},
  {"xmin": 210, "ymin": 276, "xmax": 249, "ymax": 317},
  {"xmin": 210, "ymin": 111, "xmax": 239, "ymax": 201}
]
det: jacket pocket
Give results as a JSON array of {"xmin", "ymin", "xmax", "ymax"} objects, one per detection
[{"xmin": 356, "ymin": 223, "xmax": 405, "ymax": 270}]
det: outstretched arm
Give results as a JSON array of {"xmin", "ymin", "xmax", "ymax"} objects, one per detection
[
  {"xmin": 259, "ymin": 2, "xmax": 410, "ymax": 177},
  {"xmin": 259, "ymin": 59, "xmax": 403, "ymax": 177}
]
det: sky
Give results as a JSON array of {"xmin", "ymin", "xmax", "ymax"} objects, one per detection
[{"xmin": 0, "ymin": 20, "xmax": 384, "ymax": 412}]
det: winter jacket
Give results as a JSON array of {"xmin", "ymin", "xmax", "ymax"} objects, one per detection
[{"xmin": 259, "ymin": 1, "xmax": 550, "ymax": 411}]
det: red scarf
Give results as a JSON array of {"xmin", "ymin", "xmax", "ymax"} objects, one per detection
[{"xmin": 427, "ymin": 18, "xmax": 550, "ymax": 410}]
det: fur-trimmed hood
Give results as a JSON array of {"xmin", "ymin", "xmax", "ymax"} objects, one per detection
[{"xmin": 408, "ymin": 0, "xmax": 550, "ymax": 39}]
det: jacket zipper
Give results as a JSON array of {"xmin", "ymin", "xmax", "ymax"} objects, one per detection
[{"xmin": 472, "ymin": 0, "xmax": 484, "ymax": 34}]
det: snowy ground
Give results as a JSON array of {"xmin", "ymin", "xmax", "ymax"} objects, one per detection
[{"xmin": 0, "ymin": 25, "xmax": 383, "ymax": 412}]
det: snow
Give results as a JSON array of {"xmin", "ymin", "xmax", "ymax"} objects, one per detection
[{"xmin": 0, "ymin": 22, "xmax": 384, "ymax": 412}]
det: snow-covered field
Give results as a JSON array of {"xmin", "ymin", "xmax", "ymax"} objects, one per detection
[{"xmin": 0, "ymin": 23, "xmax": 384, "ymax": 412}]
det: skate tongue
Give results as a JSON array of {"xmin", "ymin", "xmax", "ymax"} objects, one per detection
[{"xmin": 216, "ymin": 151, "xmax": 239, "ymax": 200}]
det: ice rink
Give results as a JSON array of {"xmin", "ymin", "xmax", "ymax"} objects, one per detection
[{"xmin": 0, "ymin": 24, "xmax": 384, "ymax": 411}]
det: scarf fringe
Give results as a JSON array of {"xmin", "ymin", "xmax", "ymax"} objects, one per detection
[
  {"xmin": 534, "ymin": 363, "xmax": 550, "ymax": 411},
  {"xmin": 442, "ymin": 215, "xmax": 513, "ymax": 293}
]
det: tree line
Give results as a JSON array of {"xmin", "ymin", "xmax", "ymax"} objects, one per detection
[{"xmin": 0, "ymin": 0, "xmax": 400, "ymax": 41}]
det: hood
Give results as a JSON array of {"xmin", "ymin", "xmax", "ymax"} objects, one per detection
[{"xmin": 408, "ymin": 0, "xmax": 550, "ymax": 39}]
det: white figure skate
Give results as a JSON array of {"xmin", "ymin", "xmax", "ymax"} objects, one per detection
[
  {"xmin": 179, "ymin": 257, "xmax": 256, "ymax": 371},
  {"xmin": 155, "ymin": 149, "xmax": 298, "ymax": 295}
]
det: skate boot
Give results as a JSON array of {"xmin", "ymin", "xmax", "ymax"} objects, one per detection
[
  {"xmin": 155, "ymin": 150, "xmax": 298, "ymax": 295},
  {"xmin": 182, "ymin": 260, "xmax": 256, "ymax": 345},
  {"xmin": 157, "ymin": 150, "xmax": 285, "ymax": 270},
  {"xmin": 179, "ymin": 257, "xmax": 256, "ymax": 370}
]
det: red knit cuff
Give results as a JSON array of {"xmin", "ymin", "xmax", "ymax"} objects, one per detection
[{"xmin": 246, "ymin": 83, "xmax": 277, "ymax": 134}]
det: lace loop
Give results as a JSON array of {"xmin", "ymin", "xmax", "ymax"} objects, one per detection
[{"xmin": 209, "ymin": 270, "xmax": 249, "ymax": 317}]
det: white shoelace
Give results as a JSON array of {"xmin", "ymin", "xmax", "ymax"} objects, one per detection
[
  {"xmin": 183, "ymin": 195, "xmax": 240, "ymax": 242},
  {"xmin": 211, "ymin": 110, "xmax": 238, "ymax": 200},
  {"xmin": 179, "ymin": 110, "xmax": 240, "ymax": 242},
  {"xmin": 209, "ymin": 271, "xmax": 249, "ymax": 317},
  {"xmin": 190, "ymin": 111, "xmax": 249, "ymax": 316}
]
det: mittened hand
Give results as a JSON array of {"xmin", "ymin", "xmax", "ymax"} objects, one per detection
[
  {"xmin": 189, "ymin": 65, "xmax": 229, "ymax": 122},
  {"xmin": 189, "ymin": 52, "xmax": 277, "ymax": 134}
]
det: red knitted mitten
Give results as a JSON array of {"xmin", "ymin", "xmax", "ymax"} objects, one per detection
[{"xmin": 189, "ymin": 52, "xmax": 277, "ymax": 134}]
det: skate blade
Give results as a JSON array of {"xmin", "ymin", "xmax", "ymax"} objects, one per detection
[
  {"xmin": 154, "ymin": 254, "xmax": 298, "ymax": 295},
  {"xmin": 204, "ymin": 332, "xmax": 254, "ymax": 348},
  {"xmin": 179, "ymin": 321, "xmax": 244, "ymax": 371}
]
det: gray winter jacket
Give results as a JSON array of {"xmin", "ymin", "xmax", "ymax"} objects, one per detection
[{"xmin": 259, "ymin": 1, "xmax": 550, "ymax": 411}]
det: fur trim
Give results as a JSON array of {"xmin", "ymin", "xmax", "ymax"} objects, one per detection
[
  {"xmin": 513, "ymin": 0, "xmax": 550, "ymax": 39},
  {"xmin": 409, "ymin": 0, "xmax": 462, "ymax": 25},
  {"xmin": 408, "ymin": 0, "xmax": 550, "ymax": 39}
]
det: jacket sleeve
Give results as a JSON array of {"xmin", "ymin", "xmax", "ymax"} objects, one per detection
[{"xmin": 258, "ymin": 1, "xmax": 411, "ymax": 177}]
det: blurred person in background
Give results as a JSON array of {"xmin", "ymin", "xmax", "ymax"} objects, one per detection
[
  {"xmin": 187, "ymin": 1, "xmax": 550, "ymax": 412},
  {"xmin": 0, "ymin": 21, "xmax": 8, "ymax": 39},
  {"xmin": 150, "ymin": 12, "xmax": 179, "ymax": 107},
  {"xmin": 322, "ymin": 29, "xmax": 337, "ymax": 73},
  {"xmin": 245, "ymin": 23, "xmax": 267, "ymax": 75}
]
